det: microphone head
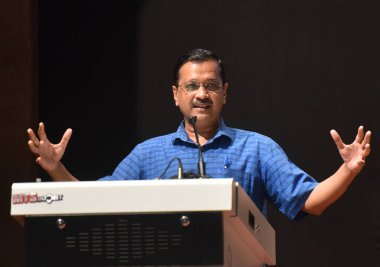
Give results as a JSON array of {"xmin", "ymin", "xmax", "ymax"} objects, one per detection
[{"xmin": 188, "ymin": 116, "xmax": 197, "ymax": 125}]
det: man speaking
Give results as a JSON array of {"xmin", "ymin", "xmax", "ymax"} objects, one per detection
[{"xmin": 27, "ymin": 48, "xmax": 371, "ymax": 220}]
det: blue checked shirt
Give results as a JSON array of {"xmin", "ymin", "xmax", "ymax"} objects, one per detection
[{"xmin": 100, "ymin": 120, "xmax": 318, "ymax": 219}]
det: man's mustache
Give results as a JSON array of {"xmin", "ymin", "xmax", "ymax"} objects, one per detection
[{"xmin": 193, "ymin": 99, "xmax": 212, "ymax": 105}]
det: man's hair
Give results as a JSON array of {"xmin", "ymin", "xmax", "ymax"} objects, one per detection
[{"xmin": 172, "ymin": 48, "xmax": 226, "ymax": 85}]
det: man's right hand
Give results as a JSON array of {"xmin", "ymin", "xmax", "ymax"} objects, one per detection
[{"xmin": 27, "ymin": 122, "xmax": 72, "ymax": 173}]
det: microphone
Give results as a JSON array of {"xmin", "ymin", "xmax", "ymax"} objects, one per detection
[
  {"xmin": 157, "ymin": 157, "xmax": 183, "ymax": 179},
  {"xmin": 188, "ymin": 116, "xmax": 206, "ymax": 178}
]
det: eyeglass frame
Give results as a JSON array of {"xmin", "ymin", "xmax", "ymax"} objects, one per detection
[{"xmin": 175, "ymin": 81, "xmax": 225, "ymax": 93}]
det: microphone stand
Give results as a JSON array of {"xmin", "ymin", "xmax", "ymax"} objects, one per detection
[{"xmin": 188, "ymin": 116, "xmax": 206, "ymax": 178}]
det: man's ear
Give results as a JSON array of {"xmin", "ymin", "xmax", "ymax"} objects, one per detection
[
  {"xmin": 223, "ymin": 83, "xmax": 229, "ymax": 104},
  {"xmin": 172, "ymin": 85, "xmax": 179, "ymax": 106}
]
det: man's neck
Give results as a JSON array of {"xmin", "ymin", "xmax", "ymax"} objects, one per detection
[{"xmin": 185, "ymin": 119, "xmax": 220, "ymax": 146}]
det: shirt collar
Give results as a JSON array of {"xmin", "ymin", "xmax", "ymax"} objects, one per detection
[{"xmin": 172, "ymin": 118, "xmax": 233, "ymax": 145}]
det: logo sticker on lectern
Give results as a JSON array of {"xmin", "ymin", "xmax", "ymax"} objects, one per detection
[{"xmin": 12, "ymin": 193, "xmax": 63, "ymax": 204}]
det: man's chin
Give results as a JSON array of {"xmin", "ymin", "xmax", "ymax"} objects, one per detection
[
  {"xmin": 188, "ymin": 114, "xmax": 219, "ymax": 125},
  {"xmin": 188, "ymin": 113, "xmax": 209, "ymax": 120},
  {"xmin": 192, "ymin": 107, "xmax": 211, "ymax": 113}
]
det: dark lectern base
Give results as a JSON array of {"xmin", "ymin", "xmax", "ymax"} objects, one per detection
[{"xmin": 25, "ymin": 212, "xmax": 223, "ymax": 267}]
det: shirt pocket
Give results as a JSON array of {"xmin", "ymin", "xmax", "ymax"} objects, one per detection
[{"xmin": 222, "ymin": 168, "xmax": 251, "ymax": 190}]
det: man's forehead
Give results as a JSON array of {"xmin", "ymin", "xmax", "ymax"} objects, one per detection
[{"xmin": 178, "ymin": 60, "xmax": 221, "ymax": 80}]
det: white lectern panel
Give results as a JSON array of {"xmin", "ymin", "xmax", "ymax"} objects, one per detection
[
  {"xmin": 11, "ymin": 178, "xmax": 276, "ymax": 266},
  {"xmin": 11, "ymin": 179, "xmax": 236, "ymax": 216}
]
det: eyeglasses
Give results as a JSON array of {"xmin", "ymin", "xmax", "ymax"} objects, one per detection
[{"xmin": 177, "ymin": 81, "xmax": 223, "ymax": 93}]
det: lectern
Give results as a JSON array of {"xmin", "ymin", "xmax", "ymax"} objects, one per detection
[{"xmin": 11, "ymin": 178, "xmax": 276, "ymax": 267}]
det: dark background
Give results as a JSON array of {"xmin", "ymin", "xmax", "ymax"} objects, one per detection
[{"xmin": 1, "ymin": 0, "xmax": 379, "ymax": 266}]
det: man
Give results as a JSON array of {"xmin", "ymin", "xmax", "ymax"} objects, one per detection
[{"xmin": 27, "ymin": 49, "xmax": 371, "ymax": 219}]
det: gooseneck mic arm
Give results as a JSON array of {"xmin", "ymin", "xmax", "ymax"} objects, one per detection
[
  {"xmin": 156, "ymin": 157, "xmax": 184, "ymax": 179},
  {"xmin": 188, "ymin": 116, "xmax": 206, "ymax": 178}
]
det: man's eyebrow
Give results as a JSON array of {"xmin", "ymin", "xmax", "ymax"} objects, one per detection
[
  {"xmin": 203, "ymin": 79, "xmax": 220, "ymax": 83},
  {"xmin": 182, "ymin": 78, "xmax": 220, "ymax": 83}
]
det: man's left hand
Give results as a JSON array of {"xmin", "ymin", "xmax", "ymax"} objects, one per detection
[{"xmin": 330, "ymin": 126, "xmax": 371, "ymax": 175}]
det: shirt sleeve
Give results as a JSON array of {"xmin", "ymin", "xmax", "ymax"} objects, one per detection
[
  {"xmin": 98, "ymin": 145, "xmax": 142, "ymax": 181},
  {"xmin": 261, "ymin": 138, "xmax": 318, "ymax": 220}
]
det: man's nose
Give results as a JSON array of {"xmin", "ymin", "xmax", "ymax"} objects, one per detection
[{"xmin": 195, "ymin": 84, "xmax": 209, "ymax": 98}]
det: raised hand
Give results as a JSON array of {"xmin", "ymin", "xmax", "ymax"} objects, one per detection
[
  {"xmin": 27, "ymin": 122, "xmax": 72, "ymax": 173},
  {"xmin": 330, "ymin": 126, "xmax": 371, "ymax": 175}
]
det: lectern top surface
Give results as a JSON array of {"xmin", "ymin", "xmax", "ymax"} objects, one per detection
[{"xmin": 11, "ymin": 178, "xmax": 237, "ymax": 216}]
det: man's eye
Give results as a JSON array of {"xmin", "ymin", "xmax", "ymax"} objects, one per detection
[
  {"xmin": 204, "ymin": 83, "xmax": 218, "ymax": 91},
  {"xmin": 185, "ymin": 83, "xmax": 199, "ymax": 91}
]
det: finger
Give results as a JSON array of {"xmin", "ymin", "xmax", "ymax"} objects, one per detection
[
  {"xmin": 59, "ymin": 128, "xmax": 73, "ymax": 147},
  {"xmin": 330, "ymin": 129, "xmax": 345, "ymax": 150},
  {"xmin": 363, "ymin": 143, "xmax": 371, "ymax": 157},
  {"xmin": 355, "ymin": 125, "xmax": 364, "ymax": 143},
  {"xmin": 357, "ymin": 159, "xmax": 366, "ymax": 167},
  {"xmin": 27, "ymin": 128, "xmax": 40, "ymax": 146},
  {"xmin": 27, "ymin": 140, "xmax": 39, "ymax": 155},
  {"xmin": 362, "ymin": 131, "xmax": 371, "ymax": 147},
  {"xmin": 38, "ymin": 122, "xmax": 48, "ymax": 141}
]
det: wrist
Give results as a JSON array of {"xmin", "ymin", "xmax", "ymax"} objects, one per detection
[
  {"xmin": 47, "ymin": 161, "xmax": 78, "ymax": 182},
  {"xmin": 45, "ymin": 160, "xmax": 61, "ymax": 172},
  {"xmin": 342, "ymin": 163, "xmax": 358, "ymax": 180}
]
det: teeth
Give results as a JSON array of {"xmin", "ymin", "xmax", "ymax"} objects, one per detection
[{"xmin": 194, "ymin": 105, "xmax": 208, "ymax": 108}]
